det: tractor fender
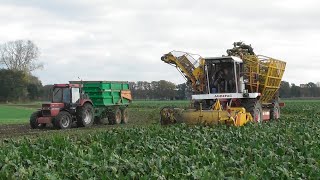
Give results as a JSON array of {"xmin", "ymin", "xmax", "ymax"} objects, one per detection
[{"xmin": 79, "ymin": 99, "xmax": 93, "ymax": 107}]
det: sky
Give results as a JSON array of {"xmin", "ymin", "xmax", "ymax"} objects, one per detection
[{"xmin": 0, "ymin": 0, "xmax": 319, "ymax": 85}]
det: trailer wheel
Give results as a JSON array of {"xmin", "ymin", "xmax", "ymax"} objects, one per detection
[
  {"xmin": 108, "ymin": 108, "xmax": 122, "ymax": 125},
  {"xmin": 77, "ymin": 103, "xmax": 94, "ymax": 127},
  {"xmin": 96, "ymin": 111, "xmax": 109, "ymax": 125},
  {"xmin": 30, "ymin": 111, "xmax": 46, "ymax": 129},
  {"xmin": 242, "ymin": 99, "xmax": 263, "ymax": 123},
  {"xmin": 121, "ymin": 108, "xmax": 129, "ymax": 124},
  {"xmin": 271, "ymin": 102, "xmax": 280, "ymax": 120},
  {"xmin": 54, "ymin": 111, "xmax": 72, "ymax": 129}
]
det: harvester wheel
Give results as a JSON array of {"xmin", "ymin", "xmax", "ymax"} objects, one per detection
[
  {"xmin": 108, "ymin": 107, "xmax": 122, "ymax": 125},
  {"xmin": 54, "ymin": 111, "xmax": 72, "ymax": 129},
  {"xmin": 121, "ymin": 108, "xmax": 129, "ymax": 124},
  {"xmin": 270, "ymin": 102, "xmax": 280, "ymax": 120},
  {"xmin": 242, "ymin": 99, "xmax": 263, "ymax": 123},
  {"xmin": 30, "ymin": 111, "xmax": 46, "ymax": 129},
  {"xmin": 160, "ymin": 107, "xmax": 177, "ymax": 125},
  {"xmin": 76, "ymin": 103, "xmax": 94, "ymax": 127}
]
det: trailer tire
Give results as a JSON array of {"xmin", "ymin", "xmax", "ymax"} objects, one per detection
[
  {"xmin": 121, "ymin": 108, "xmax": 129, "ymax": 124},
  {"xmin": 96, "ymin": 111, "xmax": 109, "ymax": 125},
  {"xmin": 242, "ymin": 99, "xmax": 263, "ymax": 123},
  {"xmin": 30, "ymin": 111, "xmax": 46, "ymax": 129},
  {"xmin": 77, "ymin": 103, "xmax": 94, "ymax": 127},
  {"xmin": 54, "ymin": 111, "xmax": 72, "ymax": 129},
  {"xmin": 270, "ymin": 102, "xmax": 280, "ymax": 120},
  {"xmin": 108, "ymin": 108, "xmax": 122, "ymax": 125}
]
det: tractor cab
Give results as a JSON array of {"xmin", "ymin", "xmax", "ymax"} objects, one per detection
[
  {"xmin": 52, "ymin": 84, "xmax": 82, "ymax": 105},
  {"xmin": 205, "ymin": 56, "xmax": 243, "ymax": 94},
  {"xmin": 39, "ymin": 84, "xmax": 85, "ymax": 118}
]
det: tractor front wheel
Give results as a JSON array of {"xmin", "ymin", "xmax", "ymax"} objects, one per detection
[
  {"xmin": 54, "ymin": 111, "xmax": 72, "ymax": 129},
  {"xmin": 77, "ymin": 103, "xmax": 94, "ymax": 127},
  {"xmin": 30, "ymin": 111, "xmax": 46, "ymax": 129}
]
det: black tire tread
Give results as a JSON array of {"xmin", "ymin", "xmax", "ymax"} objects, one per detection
[
  {"xmin": 76, "ymin": 103, "xmax": 94, "ymax": 127},
  {"xmin": 54, "ymin": 111, "xmax": 72, "ymax": 129}
]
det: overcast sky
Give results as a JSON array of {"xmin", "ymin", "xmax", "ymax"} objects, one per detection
[{"xmin": 0, "ymin": 0, "xmax": 319, "ymax": 85}]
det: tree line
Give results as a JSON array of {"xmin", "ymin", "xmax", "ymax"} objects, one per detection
[
  {"xmin": 0, "ymin": 40, "xmax": 44, "ymax": 102},
  {"xmin": 1, "ymin": 40, "xmax": 320, "ymax": 102},
  {"xmin": 279, "ymin": 81, "xmax": 320, "ymax": 98}
]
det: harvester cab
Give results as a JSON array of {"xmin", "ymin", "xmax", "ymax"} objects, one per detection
[{"xmin": 205, "ymin": 56, "xmax": 243, "ymax": 94}]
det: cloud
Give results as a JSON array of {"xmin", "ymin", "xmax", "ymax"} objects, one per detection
[{"xmin": 0, "ymin": 0, "xmax": 319, "ymax": 85}]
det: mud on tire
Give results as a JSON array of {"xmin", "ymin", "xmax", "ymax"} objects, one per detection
[
  {"xmin": 53, "ymin": 111, "xmax": 72, "ymax": 129},
  {"xmin": 76, "ymin": 103, "xmax": 94, "ymax": 127},
  {"xmin": 30, "ymin": 111, "xmax": 46, "ymax": 129},
  {"xmin": 108, "ymin": 107, "xmax": 122, "ymax": 125},
  {"xmin": 121, "ymin": 108, "xmax": 129, "ymax": 124},
  {"xmin": 241, "ymin": 99, "xmax": 263, "ymax": 123},
  {"xmin": 270, "ymin": 101, "xmax": 280, "ymax": 120}
]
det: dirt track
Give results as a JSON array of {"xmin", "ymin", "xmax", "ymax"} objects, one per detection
[
  {"xmin": 0, "ymin": 124, "xmax": 46, "ymax": 138},
  {"xmin": 0, "ymin": 123, "xmax": 126, "ymax": 139},
  {"xmin": 0, "ymin": 121, "xmax": 150, "ymax": 139}
]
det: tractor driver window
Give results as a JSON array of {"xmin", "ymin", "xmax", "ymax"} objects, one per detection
[
  {"xmin": 53, "ymin": 88, "xmax": 62, "ymax": 103},
  {"xmin": 62, "ymin": 88, "xmax": 71, "ymax": 103},
  {"xmin": 72, "ymin": 88, "xmax": 80, "ymax": 103}
]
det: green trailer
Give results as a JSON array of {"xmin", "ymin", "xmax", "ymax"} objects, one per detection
[
  {"xmin": 30, "ymin": 81, "xmax": 132, "ymax": 129},
  {"xmin": 70, "ymin": 81, "xmax": 132, "ymax": 125}
]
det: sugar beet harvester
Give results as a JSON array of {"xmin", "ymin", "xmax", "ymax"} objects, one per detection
[
  {"xmin": 160, "ymin": 42, "xmax": 286, "ymax": 126},
  {"xmin": 30, "ymin": 81, "xmax": 132, "ymax": 129}
]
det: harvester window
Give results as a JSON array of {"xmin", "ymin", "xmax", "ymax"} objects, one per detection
[{"xmin": 208, "ymin": 62, "xmax": 236, "ymax": 93}]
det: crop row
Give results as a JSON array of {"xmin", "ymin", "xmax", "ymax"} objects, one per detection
[{"xmin": 0, "ymin": 100, "xmax": 319, "ymax": 179}]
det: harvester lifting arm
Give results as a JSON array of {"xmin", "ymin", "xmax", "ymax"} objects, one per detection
[{"xmin": 161, "ymin": 51, "xmax": 206, "ymax": 93}]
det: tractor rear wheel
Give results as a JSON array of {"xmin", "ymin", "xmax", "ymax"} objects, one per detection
[
  {"xmin": 270, "ymin": 102, "xmax": 280, "ymax": 120},
  {"xmin": 121, "ymin": 108, "xmax": 129, "ymax": 124},
  {"xmin": 108, "ymin": 107, "xmax": 122, "ymax": 125},
  {"xmin": 76, "ymin": 103, "xmax": 94, "ymax": 127},
  {"xmin": 241, "ymin": 99, "xmax": 263, "ymax": 123},
  {"xmin": 54, "ymin": 111, "xmax": 72, "ymax": 129},
  {"xmin": 30, "ymin": 111, "xmax": 46, "ymax": 129}
]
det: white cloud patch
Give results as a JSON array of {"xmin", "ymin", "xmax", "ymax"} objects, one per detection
[{"xmin": 0, "ymin": 0, "xmax": 319, "ymax": 85}]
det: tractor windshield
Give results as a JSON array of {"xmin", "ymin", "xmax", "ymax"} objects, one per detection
[{"xmin": 52, "ymin": 88, "xmax": 71, "ymax": 103}]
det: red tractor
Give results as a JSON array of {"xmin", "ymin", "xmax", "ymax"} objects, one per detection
[{"xmin": 30, "ymin": 84, "xmax": 95, "ymax": 129}]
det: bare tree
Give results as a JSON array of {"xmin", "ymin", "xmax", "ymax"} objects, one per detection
[{"xmin": 0, "ymin": 40, "xmax": 43, "ymax": 72}]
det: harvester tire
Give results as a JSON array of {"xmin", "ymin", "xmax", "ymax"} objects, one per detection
[
  {"xmin": 108, "ymin": 107, "xmax": 122, "ymax": 125},
  {"xmin": 121, "ymin": 108, "xmax": 129, "ymax": 124},
  {"xmin": 242, "ymin": 99, "xmax": 263, "ymax": 123},
  {"xmin": 76, "ymin": 103, "xmax": 94, "ymax": 127},
  {"xmin": 160, "ymin": 107, "xmax": 177, "ymax": 125},
  {"xmin": 270, "ymin": 102, "xmax": 280, "ymax": 120},
  {"xmin": 30, "ymin": 111, "xmax": 46, "ymax": 129},
  {"xmin": 54, "ymin": 111, "xmax": 72, "ymax": 129}
]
